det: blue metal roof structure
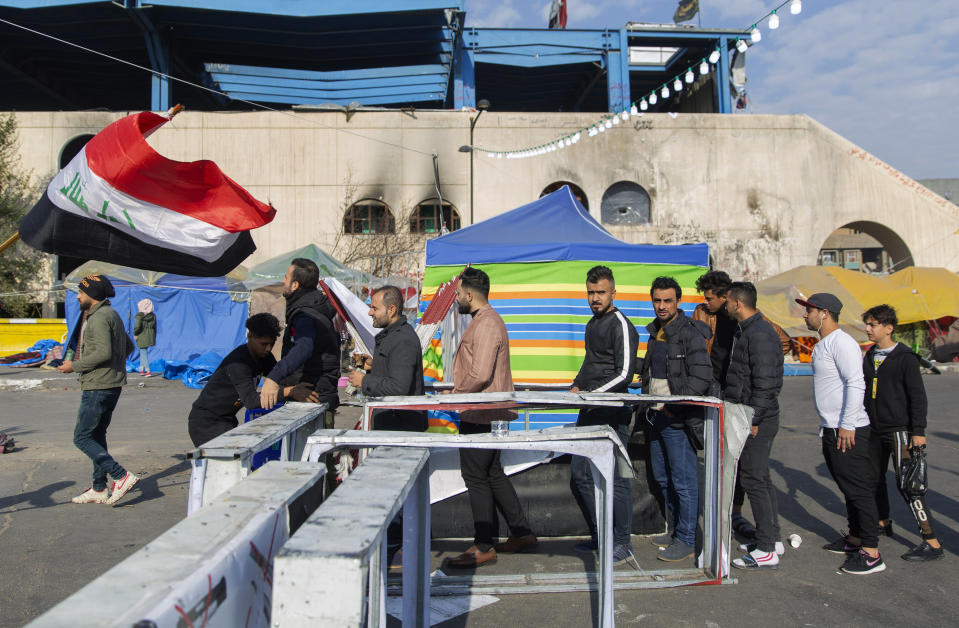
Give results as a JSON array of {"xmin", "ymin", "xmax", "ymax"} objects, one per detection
[{"xmin": 0, "ymin": 1, "xmax": 742, "ymax": 113}]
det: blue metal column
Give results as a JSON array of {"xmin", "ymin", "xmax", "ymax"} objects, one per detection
[
  {"xmin": 148, "ymin": 37, "xmax": 171, "ymax": 111},
  {"xmin": 604, "ymin": 30, "xmax": 627, "ymax": 112},
  {"xmin": 619, "ymin": 27, "xmax": 631, "ymax": 110},
  {"xmin": 453, "ymin": 28, "xmax": 476, "ymax": 109},
  {"xmin": 716, "ymin": 36, "xmax": 732, "ymax": 114}
]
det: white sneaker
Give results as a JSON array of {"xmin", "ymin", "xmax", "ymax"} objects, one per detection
[
  {"xmin": 738, "ymin": 541, "xmax": 786, "ymax": 555},
  {"xmin": 106, "ymin": 472, "xmax": 139, "ymax": 505},
  {"xmin": 732, "ymin": 547, "xmax": 780, "ymax": 569},
  {"xmin": 72, "ymin": 487, "xmax": 108, "ymax": 504}
]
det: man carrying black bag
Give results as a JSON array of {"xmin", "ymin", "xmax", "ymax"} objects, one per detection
[{"xmin": 862, "ymin": 304, "xmax": 944, "ymax": 561}]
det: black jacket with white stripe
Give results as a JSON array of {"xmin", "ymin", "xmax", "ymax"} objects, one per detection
[{"xmin": 572, "ymin": 307, "xmax": 639, "ymax": 394}]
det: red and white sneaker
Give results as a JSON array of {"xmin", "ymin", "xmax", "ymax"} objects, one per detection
[
  {"xmin": 72, "ymin": 487, "xmax": 109, "ymax": 504},
  {"xmin": 106, "ymin": 472, "xmax": 139, "ymax": 505},
  {"xmin": 732, "ymin": 547, "xmax": 780, "ymax": 570}
]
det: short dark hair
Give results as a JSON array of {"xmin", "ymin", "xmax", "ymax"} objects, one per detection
[
  {"xmin": 651, "ymin": 276, "xmax": 681, "ymax": 300},
  {"xmin": 586, "ymin": 265, "xmax": 615, "ymax": 286},
  {"xmin": 377, "ymin": 285, "xmax": 404, "ymax": 312},
  {"xmin": 695, "ymin": 270, "xmax": 732, "ymax": 296},
  {"xmin": 727, "ymin": 281, "xmax": 757, "ymax": 309},
  {"xmin": 460, "ymin": 267, "xmax": 490, "ymax": 298},
  {"xmin": 863, "ymin": 304, "xmax": 897, "ymax": 329},
  {"xmin": 246, "ymin": 312, "xmax": 281, "ymax": 339},
  {"xmin": 290, "ymin": 258, "xmax": 319, "ymax": 290}
]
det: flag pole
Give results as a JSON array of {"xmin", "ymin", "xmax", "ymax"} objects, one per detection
[{"xmin": 0, "ymin": 232, "xmax": 20, "ymax": 255}]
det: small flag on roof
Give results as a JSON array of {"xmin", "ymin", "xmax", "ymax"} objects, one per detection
[{"xmin": 18, "ymin": 107, "xmax": 275, "ymax": 276}]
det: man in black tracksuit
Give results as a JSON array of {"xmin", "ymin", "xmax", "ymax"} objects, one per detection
[
  {"xmin": 348, "ymin": 285, "xmax": 427, "ymax": 432},
  {"xmin": 640, "ymin": 276, "xmax": 712, "ymax": 562},
  {"xmin": 862, "ymin": 304, "xmax": 943, "ymax": 561},
  {"xmin": 724, "ymin": 282, "xmax": 785, "ymax": 570},
  {"xmin": 569, "ymin": 266, "xmax": 640, "ymax": 563},
  {"xmin": 260, "ymin": 258, "xmax": 341, "ymax": 428}
]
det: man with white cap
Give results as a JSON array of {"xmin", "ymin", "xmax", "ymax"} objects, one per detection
[{"xmin": 798, "ymin": 293, "xmax": 885, "ymax": 575}]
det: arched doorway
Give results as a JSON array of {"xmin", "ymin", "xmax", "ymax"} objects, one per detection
[
  {"xmin": 540, "ymin": 181, "xmax": 588, "ymax": 210},
  {"xmin": 818, "ymin": 221, "xmax": 913, "ymax": 274}
]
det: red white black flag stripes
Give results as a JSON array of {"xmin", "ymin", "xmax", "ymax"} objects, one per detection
[{"xmin": 19, "ymin": 111, "xmax": 276, "ymax": 276}]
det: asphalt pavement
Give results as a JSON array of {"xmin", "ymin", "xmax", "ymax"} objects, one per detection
[{"xmin": 1, "ymin": 369, "xmax": 957, "ymax": 627}]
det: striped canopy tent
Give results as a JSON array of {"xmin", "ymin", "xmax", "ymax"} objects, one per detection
[{"xmin": 421, "ymin": 186, "xmax": 709, "ymax": 429}]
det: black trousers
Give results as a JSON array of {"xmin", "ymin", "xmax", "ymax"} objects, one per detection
[
  {"xmin": 459, "ymin": 421, "xmax": 533, "ymax": 551},
  {"xmin": 821, "ymin": 426, "xmax": 881, "ymax": 548},
  {"xmin": 737, "ymin": 419, "xmax": 781, "ymax": 552},
  {"xmin": 875, "ymin": 431, "xmax": 938, "ymax": 541}
]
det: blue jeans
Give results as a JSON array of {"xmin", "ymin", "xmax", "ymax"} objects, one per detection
[
  {"xmin": 73, "ymin": 388, "xmax": 126, "ymax": 491},
  {"xmin": 139, "ymin": 348, "xmax": 150, "ymax": 372},
  {"xmin": 646, "ymin": 410, "xmax": 698, "ymax": 547},
  {"xmin": 570, "ymin": 408, "xmax": 633, "ymax": 547}
]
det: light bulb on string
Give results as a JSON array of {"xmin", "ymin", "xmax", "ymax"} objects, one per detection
[
  {"xmin": 640, "ymin": 99, "xmax": 648, "ymax": 111},
  {"xmin": 604, "ymin": 118, "xmax": 612, "ymax": 128},
  {"xmin": 709, "ymin": 49, "xmax": 720, "ymax": 64},
  {"xmin": 674, "ymin": 78, "xmax": 683, "ymax": 92},
  {"xmin": 630, "ymin": 103, "xmax": 639, "ymax": 115},
  {"xmin": 573, "ymin": 132, "xmax": 581, "ymax": 142},
  {"xmin": 565, "ymin": 137, "xmax": 572, "ymax": 146},
  {"xmin": 598, "ymin": 123, "xmax": 605, "ymax": 133},
  {"xmin": 790, "ymin": 0, "xmax": 801, "ymax": 15},
  {"xmin": 612, "ymin": 115, "xmax": 620, "ymax": 125},
  {"xmin": 497, "ymin": 153, "xmax": 502, "ymax": 158},
  {"xmin": 768, "ymin": 11, "xmax": 779, "ymax": 29},
  {"xmin": 649, "ymin": 92, "xmax": 658, "ymax": 105},
  {"xmin": 621, "ymin": 110, "xmax": 629, "ymax": 121},
  {"xmin": 699, "ymin": 59, "xmax": 709, "ymax": 75},
  {"xmin": 661, "ymin": 85, "xmax": 670, "ymax": 98},
  {"xmin": 736, "ymin": 38, "xmax": 748, "ymax": 53},
  {"xmin": 750, "ymin": 25, "xmax": 761, "ymax": 43},
  {"xmin": 685, "ymin": 69, "xmax": 695, "ymax": 83}
]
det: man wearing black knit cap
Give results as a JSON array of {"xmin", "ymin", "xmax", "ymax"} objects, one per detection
[{"xmin": 58, "ymin": 274, "xmax": 140, "ymax": 505}]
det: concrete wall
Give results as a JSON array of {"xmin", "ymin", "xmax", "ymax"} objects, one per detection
[{"xmin": 10, "ymin": 110, "xmax": 959, "ymax": 279}]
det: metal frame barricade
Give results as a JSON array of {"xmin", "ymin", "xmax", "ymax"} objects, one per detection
[
  {"xmin": 186, "ymin": 402, "xmax": 328, "ymax": 514},
  {"xmin": 28, "ymin": 462, "xmax": 326, "ymax": 628},
  {"xmin": 298, "ymin": 391, "xmax": 726, "ymax": 628},
  {"xmin": 273, "ymin": 446, "xmax": 431, "ymax": 627}
]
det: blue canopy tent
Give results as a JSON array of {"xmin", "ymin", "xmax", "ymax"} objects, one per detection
[{"xmin": 64, "ymin": 263, "xmax": 248, "ymax": 386}]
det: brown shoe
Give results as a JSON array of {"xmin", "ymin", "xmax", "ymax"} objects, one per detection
[
  {"xmin": 494, "ymin": 534, "xmax": 538, "ymax": 553},
  {"xmin": 447, "ymin": 547, "xmax": 497, "ymax": 568}
]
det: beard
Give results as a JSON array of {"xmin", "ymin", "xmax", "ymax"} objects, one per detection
[{"xmin": 457, "ymin": 301, "xmax": 471, "ymax": 315}]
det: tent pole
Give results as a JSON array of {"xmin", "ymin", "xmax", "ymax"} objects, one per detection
[{"xmin": 0, "ymin": 232, "xmax": 20, "ymax": 255}]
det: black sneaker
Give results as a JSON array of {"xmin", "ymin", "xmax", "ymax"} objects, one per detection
[
  {"xmin": 901, "ymin": 541, "xmax": 945, "ymax": 562},
  {"xmin": 823, "ymin": 537, "xmax": 861, "ymax": 554},
  {"xmin": 879, "ymin": 520, "xmax": 894, "ymax": 537},
  {"xmin": 841, "ymin": 549, "xmax": 886, "ymax": 575}
]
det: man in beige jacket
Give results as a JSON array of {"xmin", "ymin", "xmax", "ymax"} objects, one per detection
[{"xmin": 447, "ymin": 267, "xmax": 536, "ymax": 568}]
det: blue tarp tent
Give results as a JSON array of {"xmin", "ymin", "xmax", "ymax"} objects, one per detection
[{"xmin": 64, "ymin": 263, "xmax": 248, "ymax": 383}]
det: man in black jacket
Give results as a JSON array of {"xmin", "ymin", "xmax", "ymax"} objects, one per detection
[
  {"xmin": 569, "ymin": 266, "xmax": 639, "ymax": 564},
  {"xmin": 724, "ymin": 282, "xmax": 785, "ymax": 570},
  {"xmin": 348, "ymin": 285, "xmax": 427, "ymax": 432},
  {"xmin": 260, "ymin": 259, "xmax": 340, "ymax": 430},
  {"xmin": 862, "ymin": 304, "xmax": 943, "ymax": 561},
  {"xmin": 640, "ymin": 276, "xmax": 712, "ymax": 562}
]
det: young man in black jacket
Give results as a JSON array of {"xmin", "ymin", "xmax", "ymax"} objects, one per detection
[
  {"xmin": 724, "ymin": 282, "xmax": 785, "ymax": 569},
  {"xmin": 569, "ymin": 266, "xmax": 639, "ymax": 564},
  {"xmin": 640, "ymin": 276, "xmax": 712, "ymax": 562},
  {"xmin": 188, "ymin": 314, "xmax": 319, "ymax": 447},
  {"xmin": 260, "ymin": 259, "xmax": 340, "ymax": 431},
  {"xmin": 862, "ymin": 304, "xmax": 943, "ymax": 561},
  {"xmin": 348, "ymin": 285, "xmax": 426, "ymax": 432}
]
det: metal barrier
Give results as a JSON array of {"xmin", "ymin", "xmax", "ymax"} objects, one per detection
[
  {"xmin": 29, "ymin": 462, "xmax": 326, "ymax": 628},
  {"xmin": 273, "ymin": 446, "xmax": 431, "ymax": 627},
  {"xmin": 186, "ymin": 401, "xmax": 328, "ymax": 514}
]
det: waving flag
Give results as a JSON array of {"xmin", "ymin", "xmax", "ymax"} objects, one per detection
[
  {"xmin": 19, "ymin": 110, "xmax": 275, "ymax": 276},
  {"xmin": 548, "ymin": 0, "xmax": 567, "ymax": 29}
]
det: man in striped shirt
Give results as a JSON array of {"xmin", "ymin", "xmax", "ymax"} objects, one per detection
[{"xmin": 569, "ymin": 265, "xmax": 640, "ymax": 564}]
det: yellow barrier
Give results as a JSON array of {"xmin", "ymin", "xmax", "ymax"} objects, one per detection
[{"xmin": 0, "ymin": 319, "xmax": 68, "ymax": 357}]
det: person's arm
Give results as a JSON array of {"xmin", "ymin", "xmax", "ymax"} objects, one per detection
[
  {"xmin": 452, "ymin": 320, "xmax": 498, "ymax": 393},
  {"xmin": 362, "ymin": 338, "xmax": 420, "ymax": 397},
  {"xmin": 227, "ymin": 360, "xmax": 267, "ymax": 410},
  {"xmin": 266, "ymin": 314, "xmax": 316, "ymax": 384},
  {"xmin": 747, "ymin": 329, "xmax": 784, "ymax": 425},
  {"xmin": 683, "ymin": 326, "xmax": 713, "ymax": 396},
  {"xmin": 903, "ymin": 352, "xmax": 928, "ymax": 441},
  {"xmin": 72, "ymin": 316, "xmax": 111, "ymax": 373},
  {"xmin": 133, "ymin": 314, "xmax": 144, "ymax": 336},
  {"xmin": 593, "ymin": 312, "xmax": 633, "ymax": 392},
  {"xmin": 835, "ymin": 339, "xmax": 866, "ymax": 431}
]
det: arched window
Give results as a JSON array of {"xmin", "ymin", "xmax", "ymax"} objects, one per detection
[
  {"xmin": 59, "ymin": 134, "xmax": 94, "ymax": 169},
  {"xmin": 343, "ymin": 199, "xmax": 395, "ymax": 234},
  {"xmin": 601, "ymin": 181, "xmax": 651, "ymax": 225},
  {"xmin": 540, "ymin": 181, "xmax": 589, "ymax": 210},
  {"xmin": 410, "ymin": 199, "xmax": 461, "ymax": 233}
]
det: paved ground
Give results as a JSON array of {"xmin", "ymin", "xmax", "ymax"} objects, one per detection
[{"xmin": 1, "ymin": 368, "xmax": 957, "ymax": 627}]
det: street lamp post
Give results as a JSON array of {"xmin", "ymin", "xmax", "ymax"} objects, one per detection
[{"xmin": 458, "ymin": 99, "xmax": 490, "ymax": 225}]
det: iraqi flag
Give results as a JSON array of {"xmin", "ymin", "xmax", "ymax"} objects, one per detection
[{"xmin": 19, "ymin": 111, "xmax": 275, "ymax": 276}]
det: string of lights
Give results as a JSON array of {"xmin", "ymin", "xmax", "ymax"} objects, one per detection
[{"xmin": 477, "ymin": 0, "xmax": 804, "ymax": 160}]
